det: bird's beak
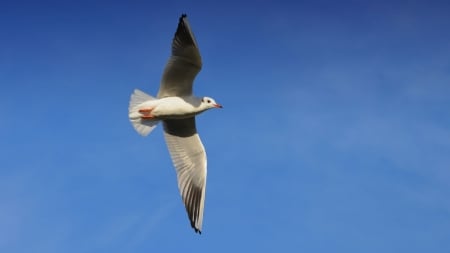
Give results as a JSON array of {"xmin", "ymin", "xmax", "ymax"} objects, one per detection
[{"xmin": 214, "ymin": 103, "xmax": 223, "ymax": 108}]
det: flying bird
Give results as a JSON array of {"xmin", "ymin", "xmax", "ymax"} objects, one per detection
[{"xmin": 128, "ymin": 14, "xmax": 222, "ymax": 234}]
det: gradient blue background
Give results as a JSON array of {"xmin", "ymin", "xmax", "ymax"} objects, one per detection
[{"xmin": 1, "ymin": 1, "xmax": 449, "ymax": 252}]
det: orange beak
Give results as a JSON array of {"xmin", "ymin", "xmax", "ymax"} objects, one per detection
[{"xmin": 214, "ymin": 104, "xmax": 223, "ymax": 108}]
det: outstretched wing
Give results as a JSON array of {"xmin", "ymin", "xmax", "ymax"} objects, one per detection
[
  {"xmin": 163, "ymin": 118, "xmax": 207, "ymax": 233},
  {"xmin": 158, "ymin": 14, "xmax": 202, "ymax": 98}
]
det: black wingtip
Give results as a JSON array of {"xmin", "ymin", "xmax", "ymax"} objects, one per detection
[
  {"xmin": 178, "ymin": 14, "xmax": 187, "ymax": 24},
  {"xmin": 191, "ymin": 221, "xmax": 202, "ymax": 234}
]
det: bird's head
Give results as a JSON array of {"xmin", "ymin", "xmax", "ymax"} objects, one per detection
[{"xmin": 201, "ymin": 96, "xmax": 223, "ymax": 109}]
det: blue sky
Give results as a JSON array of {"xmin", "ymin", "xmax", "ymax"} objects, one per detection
[{"xmin": 1, "ymin": 0, "xmax": 450, "ymax": 252}]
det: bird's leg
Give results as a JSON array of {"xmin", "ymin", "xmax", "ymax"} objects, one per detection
[{"xmin": 138, "ymin": 107, "xmax": 155, "ymax": 119}]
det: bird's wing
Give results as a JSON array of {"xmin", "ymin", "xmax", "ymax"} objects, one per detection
[
  {"xmin": 163, "ymin": 118, "xmax": 207, "ymax": 233},
  {"xmin": 158, "ymin": 14, "xmax": 202, "ymax": 98}
]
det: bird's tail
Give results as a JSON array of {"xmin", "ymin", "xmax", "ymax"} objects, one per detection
[{"xmin": 128, "ymin": 89, "xmax": 160, "ymax": 136}]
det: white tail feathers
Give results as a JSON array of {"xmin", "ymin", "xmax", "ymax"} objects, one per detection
[
  {"xmin": 129, "ymin": 89, "xmax": 159, "ymax": 136},
  {"xmin": 129, "ymin": 89, "xmax": 156, "ymax": 111}
]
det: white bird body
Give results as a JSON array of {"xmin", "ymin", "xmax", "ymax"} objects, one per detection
[
  {"xmin": 130, "ymin": 95, "xmax": 212, "ymax": 120},
  {"xmin": 128, "ymin": 14, "xmax": 221, "ymax": 234}
]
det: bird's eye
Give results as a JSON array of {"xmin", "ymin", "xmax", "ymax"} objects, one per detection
[{"xmin": 207, "ymin": 99, "xmax": 211, "ymax": 103}]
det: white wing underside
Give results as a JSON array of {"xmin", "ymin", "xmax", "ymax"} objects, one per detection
[{"xmin": 163, "ymin": 119, "xmax": 206, "ymax": 233}]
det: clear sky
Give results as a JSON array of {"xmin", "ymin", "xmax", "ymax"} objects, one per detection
[{"xmin": 1, "ymin": 1, "xmax": 450, "ymax": 252}]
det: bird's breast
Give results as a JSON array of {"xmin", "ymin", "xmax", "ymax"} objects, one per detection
[{"xmin": 151, "ymin": 97, "xmax": 202, "ymax": 119}]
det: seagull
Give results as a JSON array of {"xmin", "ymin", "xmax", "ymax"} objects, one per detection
[{"xmin": 128, "ymin": 14, "xmax": 222, "ymax": 234}]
